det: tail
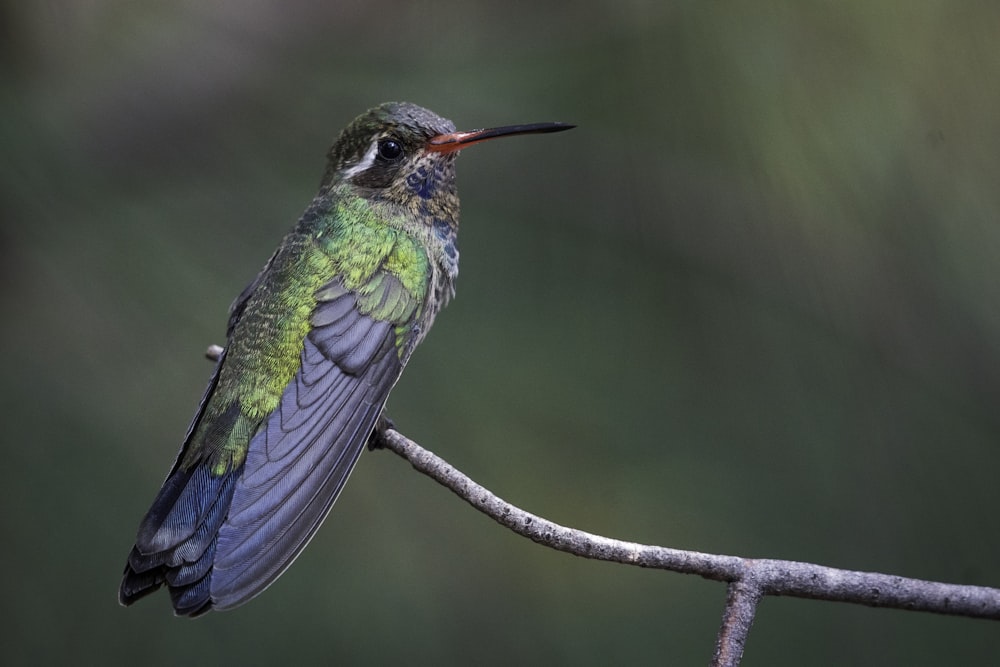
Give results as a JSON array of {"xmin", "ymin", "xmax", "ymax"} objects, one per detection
[{"xmin": 119, "ymin": 463, "xmax": 239, "ymax": 617}]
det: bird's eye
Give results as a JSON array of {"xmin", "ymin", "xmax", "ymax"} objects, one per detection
[{"xmin": 377, "ymin": 139, "xmax": 403, "ymax": 161}]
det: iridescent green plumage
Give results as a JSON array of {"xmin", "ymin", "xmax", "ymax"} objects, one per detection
[
  {"xmin": 188, "ymin": 190, "xmax": 434, "ymax": 477},
  {"xmin": 119, "ymin": 102, "xmax": 572, "ymax": 616}
]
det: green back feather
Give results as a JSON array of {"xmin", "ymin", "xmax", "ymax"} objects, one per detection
[{"xmin": 182, "ymin": 192, "xmax": 430, "ymax": 475}]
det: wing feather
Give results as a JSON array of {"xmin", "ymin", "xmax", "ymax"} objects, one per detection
[
  {"xmin": 121, "ymin": 257, "xmax": 425, "ymax": 615},
  {"xmin": 208, "ymin": 293, "xmax": 404, "ymax": 608}
]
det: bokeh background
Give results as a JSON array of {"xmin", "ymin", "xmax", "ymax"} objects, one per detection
[{"xmin": 3, "ymin": 2, "xmax": 999, "ymax": 665}]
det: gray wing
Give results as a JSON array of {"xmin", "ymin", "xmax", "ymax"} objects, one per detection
[{"xmin": 209, "ymin": 283, "xmax": 406, "ymax": 610}]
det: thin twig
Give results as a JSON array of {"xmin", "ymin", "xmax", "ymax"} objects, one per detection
[
  {"xmin": 713, "ymin": 580, "xmax": 763, "ymax": 667},
  {"xmin": 380, "ymin": 429, "xmax": 1000, "ymax": 621},
  {"xmin": 203, "ymin": 344, "xmax": 1000, "ymax": 665}
]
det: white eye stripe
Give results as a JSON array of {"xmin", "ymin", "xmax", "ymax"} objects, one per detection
[{"xmin": 341, "ymin": 141, "xmax": 380, "ymax": 178}]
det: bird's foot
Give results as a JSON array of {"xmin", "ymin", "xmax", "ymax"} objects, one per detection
[{"xmin": 367, "ymin": 415, "xmax": 397, "ymax": 450}]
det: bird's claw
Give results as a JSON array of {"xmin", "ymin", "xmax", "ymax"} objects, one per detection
[{"xmin": 367, "ymin": 415, "xmax": 397, "ymax": 450}]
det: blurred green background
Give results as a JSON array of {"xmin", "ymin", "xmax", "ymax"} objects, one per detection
[{"xmin": 3, "ymin": 1, "xmax": 999, "ymax": 665}]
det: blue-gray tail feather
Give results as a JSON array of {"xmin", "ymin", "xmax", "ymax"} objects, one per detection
[{"xmin": 119, "ymin": 464, "xmax": 238, "ymax": 617}]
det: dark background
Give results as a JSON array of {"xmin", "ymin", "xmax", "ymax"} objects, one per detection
[{"xmin": 3, "ymin": 2, "xmax": 999, "ymax": 665}]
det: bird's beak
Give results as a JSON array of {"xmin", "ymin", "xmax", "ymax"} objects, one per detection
[{"xmin": 427, "ymin": 122, "xmax": 574, "ymax": 153}]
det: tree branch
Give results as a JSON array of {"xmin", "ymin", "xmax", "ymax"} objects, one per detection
[
  {"xmin": 380, "ymin": 428, "xmax": 1000, "ymax": 621},
  {"xmin": 203, "ymin": 343, "xmax": 1000, "ymax": 664},
  {"xmin": 713, "ymin": 580, "xmax": 762, "ymax": 667}
]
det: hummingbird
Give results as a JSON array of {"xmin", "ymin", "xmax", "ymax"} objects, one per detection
[{"xmin": 119, "ymin": 102, "xmax": 573, "ymax": 616}]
